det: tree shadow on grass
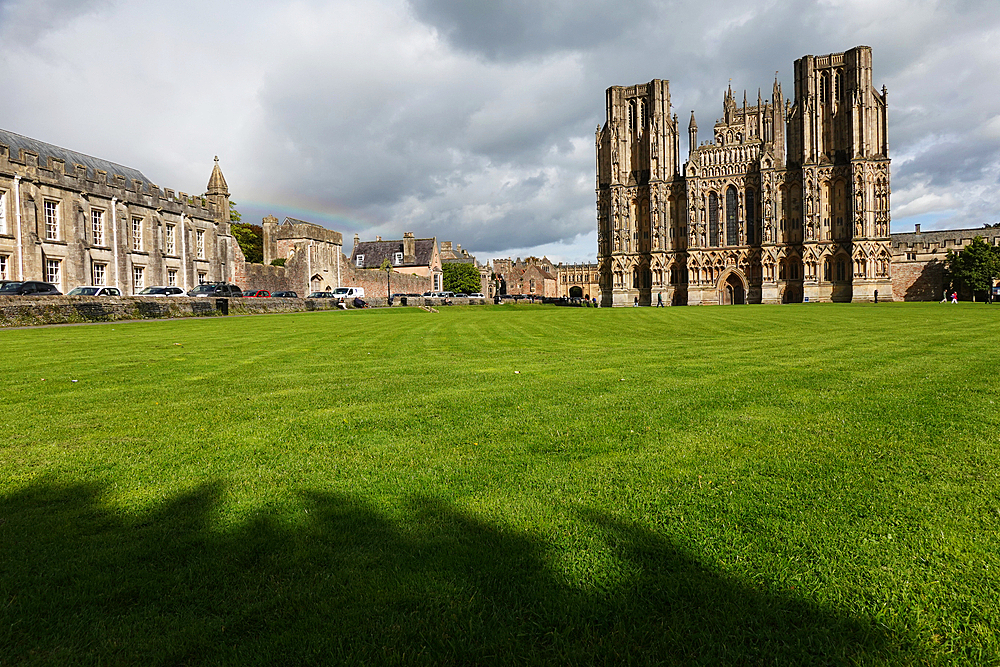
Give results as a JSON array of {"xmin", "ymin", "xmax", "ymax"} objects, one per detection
[{"xmin": 0, "ymin": 480, "xmax": 920, "ymax": 665}]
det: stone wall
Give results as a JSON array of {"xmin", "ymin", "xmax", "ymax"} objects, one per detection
[
  {"xmin": 890, "ymin": 226, "xmax": 1000, "ymax": 301},
  {"xmin": 892, "ymin": 258, "xmax": 947, "ymax": 302},
  {"xmin": 0, "ymin": 295, "xmax": 491, "ymax": 327}
]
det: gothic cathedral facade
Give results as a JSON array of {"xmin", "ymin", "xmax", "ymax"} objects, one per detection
[{"xmin": 596, "ymin": 46, "xmax": 891, "ymax": 306}]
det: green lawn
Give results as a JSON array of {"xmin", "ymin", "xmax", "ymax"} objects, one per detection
[{"xmin": 2, "ymin": 302, "xmax": 998, "ymax": 665}]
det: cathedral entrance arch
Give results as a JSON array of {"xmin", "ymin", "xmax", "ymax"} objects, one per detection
[
  {"xmin": 569, "ymin": 286, "xmax": 583, "ymax": 298},
  {"xmin": 718, "ymin": 270, "xmax": 747, "ymax": 305}
]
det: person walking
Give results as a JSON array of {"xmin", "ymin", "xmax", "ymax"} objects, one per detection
[
  {"xmin": 633, "ymin": 296, "xmax": 638, "ymax": 307},
  {"xmin": 874, "ymin": 289, "xmax": 879, "ymax": 304},
  {"xmin": 951, "ymin": 291, "xmax": 958, "ymax": 304},
  {"xmin": 657, "ymin": 291, "xmax": 663, "ymax": 307}
]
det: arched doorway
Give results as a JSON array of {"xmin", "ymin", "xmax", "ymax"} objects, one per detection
[
  {"xmin": 720, "ymin": 272, "xmax": 746, "ymax": 305},
  {"xmin": 569, "ymin": 286, "xmax": 583, "ymax": 298}
]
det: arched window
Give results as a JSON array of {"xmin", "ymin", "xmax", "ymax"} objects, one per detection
[
  {"xmin": 745, "ymin": 189, "xmax": 756, "ymax": 245},
  {"xmin": 836, "ymin": 258, "xmax": 845, "ymax": 281},
  {"xmin": 726, "ymin": 186, "xmax": 739, "ymax": 246},
  {"xmin": 820, "ymin": 72, "xmax": 829, "ymax": 103},
  {"xmin": 835, "ymin": 70, "xmax": 843, "ymax": 100},
  {"xmin": 629, "ymin": 102, "xmax": 636, "ymax": 133},
  {"xmin": 709, "ymin": 193, "xmax": 720, "ymax": 246}
]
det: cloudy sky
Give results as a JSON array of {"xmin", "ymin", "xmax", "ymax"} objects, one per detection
[{"xmin": 1, "ymin": 0, "xmax": 998, "ymax": 263}]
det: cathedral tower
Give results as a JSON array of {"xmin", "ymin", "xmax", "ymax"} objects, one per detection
[{"xmin": 596, "ymin": 80, "xmax": 684, "ymax": 307}]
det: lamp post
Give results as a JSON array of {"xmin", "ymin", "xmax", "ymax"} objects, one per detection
[{"xmin": 380, "ymin": 257, "xmax": 392, "ymax": 306}]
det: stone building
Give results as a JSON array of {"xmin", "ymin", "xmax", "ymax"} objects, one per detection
[
  {"xmin": 0, "ymin": 128, "xmax": 234, "ymax": 294},
  {"xmin": 556, "ymin": 262, "xmax": 600, "ymax": 299},
  {"xmin": 493, "ymin": 256, "xmax": 558, "ymax": 297},
  {"xmin": 890, "ymin": 224, "xmax": 1000, "ymax": 301},
  {"xmin": 350, "ymin": 233, "xmax": 443, "ymax": 292},
  {"xmin": 597, "ymin": 46, "xmax": 892, "ymax": 306}
]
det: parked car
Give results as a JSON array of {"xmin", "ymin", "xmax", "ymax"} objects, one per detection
[
  {"xmin": 0, "ymin": 281, "xmax": 62, "ymax": 296},
  {"xmin": 243, "ymin": 289, "xmax": 271, "ymax": 297},
  {"xmin": 453, "ymin": 293, "xmax": 469, "ymax": 298},
  {"xmin": 67, "ymin": 286, "xmax": 122, "ymax": 297},
  {"xmin": 307, "ymin": 291, "xmax": 335, "ymax": 298},
  {"xmin": 272, "ymin": 291, "xmax": 298, "ymax": 298},
  {"xmin": 332, "ymin": 286, "xmax": 365, "ymax": 299},
  {"xmin": 468, "ymin": 292, "xmax": 485, "ymax": 298},
  {"xmin": 187, "ymin": 282, "xmax": 243, "ymax": 298},
  {"xmin": 137, "ymin": 286, "xmax": 186, "ymax": 297}
]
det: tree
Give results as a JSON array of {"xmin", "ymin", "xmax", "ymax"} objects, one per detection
[
  {"xmin": 946, "ymin": 235, "xmax": 1000, "ymax": 299},
  {"xmin": 442, "ymin": 262, "xmax": 482, "ymax": 294},
  {"xmin": 228, "ymin": 203, "xmax": 264, "ymax": 264}
]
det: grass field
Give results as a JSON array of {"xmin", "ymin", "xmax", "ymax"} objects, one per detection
[{"xmin": 2, "ymin": 302, "xmax": 999, "ymax": 665}]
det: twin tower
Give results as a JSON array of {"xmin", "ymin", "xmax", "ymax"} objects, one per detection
[{"xmin": 596, "ymin": 45, "xmax": 891, "ymax": 306}]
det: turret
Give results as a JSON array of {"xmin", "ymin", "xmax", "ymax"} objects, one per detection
[
  {"xmin": 688, "ymin": 111, "xmax": 698, "ymax": 155},
  {"xmin": 205, "ymin": 156, "xmax": 230, "ymax": 224}
]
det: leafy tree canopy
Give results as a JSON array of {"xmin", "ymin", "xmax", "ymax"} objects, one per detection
[
  {"xmin": 442, "ymin": 262, "xmax": 482, "ymax": 294},
  {"xmin": 946, "ymin": 236, "xmax": 1000, "ymax": 295},
  {"xmin": 229, "ymin": 203, "xmax": 264, "ymax": 264}
]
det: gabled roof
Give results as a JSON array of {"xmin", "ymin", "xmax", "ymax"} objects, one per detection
[
  {"xmin": 352, "ymin": 238, "xmax": 437, "ymax": 269},
  {"xmin": 0, "ymin": 127, "xmax": 151, "ymax": 185}
]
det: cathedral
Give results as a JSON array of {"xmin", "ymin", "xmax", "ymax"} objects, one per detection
[{"xmin": 596, "ymin": 46, "xmax": 892, "ymax": 306}]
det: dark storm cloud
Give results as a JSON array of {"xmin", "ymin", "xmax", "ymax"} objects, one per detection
[
  {"xmin": 407, "ymin": 0, "xmax": 658, "ymax": 61},
  {"xmin": 1, "ymin": 0, "xmax": 998, "ymax": 260}
]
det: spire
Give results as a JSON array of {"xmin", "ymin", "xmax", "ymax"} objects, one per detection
[
  {"xmin": 207, "ymin": 156, "xmax": 229, "ymax": 196},
  {"xmin": 773, "ymin": 73, "xmax": 782, "ymax": 104},
  {"xmin": 205, "ymin": 156, "xmax": 231, "ymax": 224},
  {"xmin": 688, "ymin": 110, "xmax": 698, "ymax": 156}
]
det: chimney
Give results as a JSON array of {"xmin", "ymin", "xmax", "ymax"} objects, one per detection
[
  {"xmin": 914, "ymin": 224, "xmax": 921, "ymax": 234},
  {"xmin": 403, "ymin": 231, "xmax": 416, "ymax": 264},
  {"xmin": 353, "ymin": 233, "xmax": 359, "ymax": 250}
]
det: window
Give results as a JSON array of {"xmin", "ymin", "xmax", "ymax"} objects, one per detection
[
  {"xmin": 165, "ymin": 224, "xmax": 175, "ymax": 255},
  {"xmin": 708, "ymin": 193, "xmax": 719, "ymax": 246},
  {"xmin": 0, "ymin": 254, "xmax": 7, "ymax": 280},
  {"xmin": 167, "ymin": 269, "xmax": 177, "ymax": 286},
  {"xmin": 133, "ymin": 266, "xmax": 144, "ymax": 291},
  {"xmin": 196, "ymin": 230, "xmax": 205, "ymax": 259},
  {"xmin": 356, "ymin": 254, "xmax": 364, "ymax": 267},
  {"xmin": 132, "ymin": 217, "xmax": 143, "ymax": 251},
  {"xmin": 0, "ymin": 190, "xmax": 6, "ymax": 234},
  {"xmin": 725, "ymin": 186, "xmax": 738, "ymax": 246},
  {"xmin": 46, "ymin": 259, "xmax": 60, "ymax": 285},
  {"xmin": 91, "ymin": 210, "xmax": 104, "ymax": 246},
  {"xmin": 393, "ymin": 252, "xmax": 403, "ymax": 265},
  {"xmin": 906, "ymin": 252, "xmax": 917, "ymax": 261},
  {"xmin": 198, "ymin": 271, "xmax": 206, "ymax": 284},
  {"xmin": 44, "ymin": 201, "xmax": 59, "ymax": 240}
]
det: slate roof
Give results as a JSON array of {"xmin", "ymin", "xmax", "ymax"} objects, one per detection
[
  {"xmin": 0, "ymin": 128, "xmax": 151, "ymax": 186},
  {"xmin": 352, "ymin": 238, "xmax": 436, "ymax": 269}
]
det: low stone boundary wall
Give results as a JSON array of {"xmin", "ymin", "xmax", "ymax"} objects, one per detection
[{"xmin": 0, "ymin": 296, "xmax": 491, "ymax": 327}]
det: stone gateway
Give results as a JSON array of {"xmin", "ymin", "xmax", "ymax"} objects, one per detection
[{"xmin": 597, "ymin": 46, "xmax": 892, "ymax": 306}]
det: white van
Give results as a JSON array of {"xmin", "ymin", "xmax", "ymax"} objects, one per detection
[{"xmin": 332, "ymin": 287, "xmax": 365, "ymax": 299}]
